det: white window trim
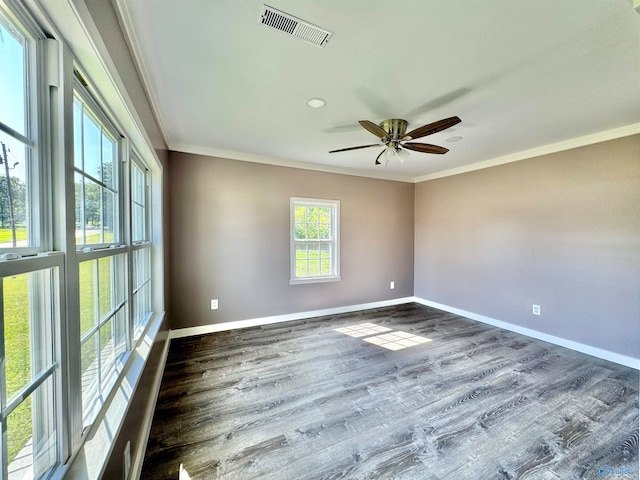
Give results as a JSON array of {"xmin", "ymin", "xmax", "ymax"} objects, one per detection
[{"xmin": 290, "ymin": 197, "xmax": 341, "ymax": 285}]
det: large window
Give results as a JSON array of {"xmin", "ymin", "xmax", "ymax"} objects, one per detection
[
  {"xmin": 0, "ymin": 1, "xmax": 162, "ymax": 478},
  {"xmin": 73, "ymin": 86, "xmax": 130, "ymax": 425},
  {"xmin": 0, "ymin": 5, "xmax": 63, "ymax": 479},
  {"xmin": 290, "ymin": 197, "xmax": 340, "ymax": 284}
]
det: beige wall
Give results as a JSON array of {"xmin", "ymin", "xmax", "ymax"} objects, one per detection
[
  {"xmin": 169, "ymin": 152, "xmax": 415, "ymax": 329},
  {"xmin": 414, "ymin": 135, "xmax": 640, "ymax": 358}
]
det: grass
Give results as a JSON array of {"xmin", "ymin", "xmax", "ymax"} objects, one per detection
[
  {"xmin": 4, "ymin": 272, "xmax": 34, "ymax": 462},
  {"xmin": 0, "ymin": 227, "xmax": 27, "ymax": 244}
]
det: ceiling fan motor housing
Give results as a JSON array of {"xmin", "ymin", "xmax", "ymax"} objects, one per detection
[{"xmin": 379, "ymin": 119, "xmax": 408, "ymax": 141}]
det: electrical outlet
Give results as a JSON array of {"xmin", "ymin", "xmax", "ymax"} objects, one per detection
[
  {"xmin": 123, "ymin": 441, "xmax": 131, "ymax": 480},
  {"xmin": 532, "ymin": 304, "xmax": 541, "ymax": 316},
  {"xmin": 211, "ymin": 299, "xmax": 219, "ymax": 310},
  {"xmin": 390, "ymin": 281, "xmax": 395, "ymax": 290}
]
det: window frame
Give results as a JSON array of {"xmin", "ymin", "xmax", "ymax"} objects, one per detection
[
  {"xmin": 0, "ymin": 0, "xmax": 46, "ymax": 256},
  {"xmin": 72, "ymin": 82, "xmax": 121, "ymax": 250},
  {"xmin": 290, "ymin": 197, "xmax": 340, "ymax": 285}
]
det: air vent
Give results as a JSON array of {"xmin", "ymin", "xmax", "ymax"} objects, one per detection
[{"xmin": 259, "ymin": 5, "xmax": 332, "ymax": 48}]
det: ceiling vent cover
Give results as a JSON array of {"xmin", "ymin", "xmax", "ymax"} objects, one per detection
[{"xmin": 260, "ymin": 5, "xmax": 332, "ymax": 48}]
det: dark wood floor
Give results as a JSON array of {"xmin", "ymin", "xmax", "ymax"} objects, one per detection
[{"xmin": 142, "ymin": 303, "xmax": 639, "ymax": 479}]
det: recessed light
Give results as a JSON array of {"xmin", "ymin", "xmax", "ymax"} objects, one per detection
[
  {"xmin": 446, "ymin": 136, "xmax": 463, "ymax": 142},
  {"xmin": 306, "ymin": 97, "xmax": 327, "ymax": 108}
]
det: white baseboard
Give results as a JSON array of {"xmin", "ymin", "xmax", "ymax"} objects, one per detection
[
  {"xmin": 413, "ymin": 297, "xmax": 640, "ymax": 370},
  {"xmin": 168, "ymin": 297, "xmax": 415, "ymax": 339},
  {"xmin": 168, "ymin": 296, "xmax": 639, "ymax": 371}
]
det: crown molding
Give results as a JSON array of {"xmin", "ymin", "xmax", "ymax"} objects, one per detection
[
  {"xmin": 170, "ymin": 142, "xmax": 417, "ymax": 183},
  {"xmin": 112, "ymin": 0, "xmax": 172, "ymax": 148},
  {"xmin": 414, "ymin": 123, "xmax": 640, "ymax": 183}
]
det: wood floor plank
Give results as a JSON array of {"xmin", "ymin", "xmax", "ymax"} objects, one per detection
[{"xmin": 142, "ymin": 304, "xmax": 639, "ymax": 479}]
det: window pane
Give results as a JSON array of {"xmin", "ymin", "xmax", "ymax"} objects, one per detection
[
  {"xmin": 74, "ymin": 172, "xmax": 84, "ymax": 244},
  {"xmin": 7, "ymin": 377, "xmax": 57, "ymax": 479},
  {"xmin": 101, "ymin": 132, "xmax": 115, "ymax": 188},
  {"xmin": 99, "ymin": 318, "xmax": 114, "ymax": 385},
  {"xmin": 132, "ymin": 204, "xmax": 144, "ymax": 241},
  {"xmin": 318, "ymin": 224, "xmax": 330, "ymax": 240},
  {"xmin": 102, "ymin": 188, "xmax": 115, "ymax": 243},
  {"xmin": 294, "ymin": 223, "xmax": 306, "ymax": 240},
  {"xmin": 4, "ymin": 273, "xmax": 31, "ymax": 400},
  {"xmin": 308, "ymin": 259, "xmax": 321, "ymax": 275},
  {"xmin": 294, "ymin": 206, "xmax": 305, "ymax": 223},
  {"xmin": 82, "ymin": 177, "xmax": 101, "ymax": 244},
  {"xmin": 81, "ymin": 253, "xmax": 127, "ymax": 422},
  {"xmin": 0, "ymin": 131, "xmax": 30, "ymax": 248},
  {"xmin": 318, "ymin": 207, "xmax": 330, "ymax": 223},
  {"xmin": 321, "ymin": 258, "xmax": 331, "ymax": 275},
  {"xmin": 81, "ymin": 333, "xmax": 98, "ymax": 415},
  {"xmin": 3, "ymin": 271, "xmax": 54, "ymax": 401},
  {"xmin": 306, "ymin": 207, "xmax": 318, "ymax": 222},
  {"xmin": 0, "ymin": 10, "xmax": 27, "ymax": 136},
  {"xmin": 82, "ymin": 112, "xmax": 101, "ymax": 180},
  {"xmin": 2, "ymin": 267, "xmax": 58, "ymax": 478},
  {"xmin": 73, "ymin": 98, "xmax": 83, "ymax": 168},
  {"xmin": 131, "ymin": 162, "xmax": 146, "ymax": 242},
  {"xmin": 133, "ymin": 247, "xmax": 151, "ymax": 334},
  {"xmin": 307, "ymin": 223, "xmax": 318, "ymax": 239},
  {"xmin": 79, "ymin": 260, "xmax": 96, "ymax": 336},
  {"xmin": 98, "ymin": 256, "xmax": 112, "ymax": 319},
  {"xmin": 295, "ymin": 259, "xmax": 307, "ymax": 277},
  {"xmin": 114, "ymin": 308, "xmax": 127, "ymax": 359}
]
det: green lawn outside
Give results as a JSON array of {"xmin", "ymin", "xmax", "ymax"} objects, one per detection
[
  {"xmin": 0, "ymin": 227, "xmax": 27, "ymax": 244},
  {"xmin": 4, "ymin": 273, "xmax": 33, "ymax": 462}
]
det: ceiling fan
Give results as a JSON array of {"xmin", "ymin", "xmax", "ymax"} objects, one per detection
[{"xmin": 329, "ymin": 116, "xmax": 461, "ymax": 166}]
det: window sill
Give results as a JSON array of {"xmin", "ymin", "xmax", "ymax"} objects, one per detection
[
  {"xmin": 290, "ymin": 275, "xmax": 341, "ymax": 285},
  {"xmin": 60, "ymin": 311, "xmax": 167, "ymax": 480}
]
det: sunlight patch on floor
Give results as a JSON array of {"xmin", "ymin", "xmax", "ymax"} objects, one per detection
[
  {"xmin": 334, "ymin": 323, "xmax": 432, "ymax": 350},
  {"xmin": 334, "ymin": 323, "xmax": 392, "ymax": 337}
]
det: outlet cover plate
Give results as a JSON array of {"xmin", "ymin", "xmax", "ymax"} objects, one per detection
[{"xmin": 532, "ymin": 304, "xmax": 541, "ymax": 316}]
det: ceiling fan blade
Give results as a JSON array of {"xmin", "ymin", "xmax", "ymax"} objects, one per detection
[
  {"xmin": 374, "ymin": 149, "xmax": 385, "ymax": 165},
  {"xmin": 359, "ymin": 120, "xmax": 389, "ymax": 139},
  {"xmin": 402, "ymin": 143, "xmax": 449, "ymax": 154},
  {"xmin": 329, "ymin": 144, "xmax": 381, "ymax": 153},
  {"xmin": 404, "ymin": 116, "xmax": 461, "ymax": 140}
]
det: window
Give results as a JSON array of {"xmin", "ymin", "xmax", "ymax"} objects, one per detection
[
  {"xmin": 290, "ymin": 197, "xmax": 340, "ymax": 284},
  {"xmin": 78, "ymin": 253, "xmax": 128, "ymax": 422},
  {"xmin": 73, "ymin": 91, "xmax": 118, "ymax": 246},
  {"xmin": 73, "ymin": 83, "xmax": 130, "ymax": 425},
  {"xmin": 2, "ymin": 265, "xmax": 60, "ymax": 480},
  {"xmin": 0, "ymin": 0, "xmax": 163, "ymax": 477},
  {"xmin": 0, "ymin": 4, "xmax": 41, "ymax": 254},
  {"xmin": 130, "ymin": 155, "xmax": 151, "ymax": 337},
  {"xmin": 0, "ymin": 4, "xmax": 63, "ymax": 479}
]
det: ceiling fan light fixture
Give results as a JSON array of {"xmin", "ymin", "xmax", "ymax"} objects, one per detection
[
  {"xmin": 396, "ymin": 148, "xmax": 410, "ymax": 163},
  {"xmin": 379, "ymin": 146, "xmax": 396, "ymax": 166}
]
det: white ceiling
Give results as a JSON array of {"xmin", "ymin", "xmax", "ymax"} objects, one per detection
[{"xmin": 116, "ymin": 0, "xmax": 640, "ymax": 182}]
